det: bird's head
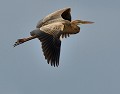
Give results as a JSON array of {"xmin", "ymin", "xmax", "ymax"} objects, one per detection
[{"xmin": 70, "ymin": 20, "xmax": 94, "ymax": 34}]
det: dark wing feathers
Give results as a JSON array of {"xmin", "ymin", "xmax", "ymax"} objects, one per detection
[
  {"xmin": 30, "ymin": 29, "xmax": 61, "ymax": 67},
  {"xmin": 61, "ymin": 33, "xmax": 70, "ymax": 38},
  {"xmin": 38, "ymin": 31, "xmax": 61, "ymax": 67},
  {"xmin": 36, "ymin": 8, "xmax": 71, "ymax": 28}
]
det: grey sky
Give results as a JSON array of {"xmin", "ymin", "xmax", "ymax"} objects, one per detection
[{"xmin": 0, "ymin": 0, "xmax": 120, "ymax": 94}]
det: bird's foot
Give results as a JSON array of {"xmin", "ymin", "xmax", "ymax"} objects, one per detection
[{"xmin": 13, "ymin": 38, "xmax": 25, "ymax": 47}]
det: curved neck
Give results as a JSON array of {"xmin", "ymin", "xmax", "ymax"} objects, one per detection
[{"xmin": 70, "ymin": 22, "xmax": 80, "ymax": 34}]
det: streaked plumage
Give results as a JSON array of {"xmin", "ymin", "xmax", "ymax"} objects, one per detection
[{"xmin": 14, "ymin": 8, "xmax": 94, "ymax": 67}]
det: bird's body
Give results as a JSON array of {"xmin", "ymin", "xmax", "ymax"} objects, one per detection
[
  {"xmin": 39, "ymin": 20, "xmax": 80, "ymax": 36},
  {"xmin": 14, "ymin": 8, "xmax": 94, "ymax": 67}
]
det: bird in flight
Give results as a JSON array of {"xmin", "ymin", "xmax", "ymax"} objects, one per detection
[{"xmin": 14, "ymin": 8, "xmax": 94, "ymax": 67}]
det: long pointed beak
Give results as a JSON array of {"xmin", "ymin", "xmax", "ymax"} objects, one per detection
[{"xmin": 80, "ymin": 20, "xmax": 94, "ymax": 24}]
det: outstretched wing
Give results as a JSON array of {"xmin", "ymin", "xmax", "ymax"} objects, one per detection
[
  {"xmin": 36, "ymin": 8, "xmax": 71, "ymax": 28},
  {"xmin": 40, "ymin": 22, "xmax": 64, "ymax": 67},
  {"xmin": 31, "ymin": 22, "xmax": 64, "ymax": 67},
  {"xmin": 38, "ymin": 32, "xmax": 61, "ymax": 67}
]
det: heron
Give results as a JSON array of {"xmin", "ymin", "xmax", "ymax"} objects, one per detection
[{"xmin": 14, "ymin": 8, "xmax": 94, "ymax": 67}]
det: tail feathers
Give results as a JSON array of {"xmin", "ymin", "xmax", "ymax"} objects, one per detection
[{"xmin": 30, "ymin": 28, "xmax": 42, "ymax": 36}]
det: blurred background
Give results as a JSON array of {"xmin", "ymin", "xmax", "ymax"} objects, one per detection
[{"xmin": 0, "ymin": 0, "xmax": 120, "ymax": 94}]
